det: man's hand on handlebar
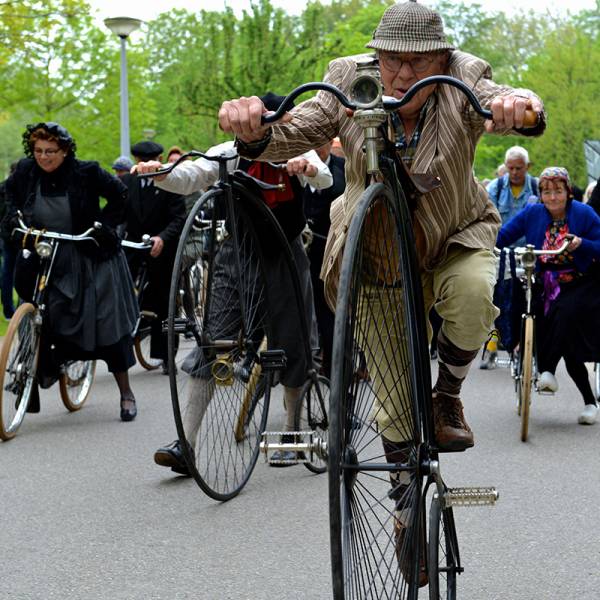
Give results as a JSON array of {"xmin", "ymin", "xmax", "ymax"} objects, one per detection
[
  {"xmin": 286, "ymin": 156, "xmax": 318, "ymax": 178},
  {"xmin": 131, "ymin": 160, "xmax": 168, "ymax": 182},
  {"xmin": 218, "ymin": 96, "xmax": 293, "ymax": 143},
  {"xmin": 485, "ymin": 94, "xmax": 543, "ymax": 133}
]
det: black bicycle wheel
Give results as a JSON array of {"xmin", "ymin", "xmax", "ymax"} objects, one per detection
[
  {"xmin": 428, "ymin": 495, "xmax": 459, "ymax": 600},
  {"xmin": 329, "ymin": 182, "xmax": 431, "ymax": 599},
  {"xmin": 0, "ymin": 303, "xmax": 38, "ymax": 440},
  {"xmin": 294, "ymin": 375, "xmax": 330, "ymax": 474},
  {"xmin": 167, "ymin": 187, "xmax": 273, "ymax": 501}
]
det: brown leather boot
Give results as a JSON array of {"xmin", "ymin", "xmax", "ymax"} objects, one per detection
[
  {"xmin": 432, "ymin": 392, "xmax": 475, "ymax": 451},
  {"xmin": 394, "ymin": 519, "xmax": 428, "ymax": 588}
]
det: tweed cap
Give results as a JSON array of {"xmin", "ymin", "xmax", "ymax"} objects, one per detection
[{"xmin": 366, "ymin": 1, "xmax": 454, "ymax": 54}]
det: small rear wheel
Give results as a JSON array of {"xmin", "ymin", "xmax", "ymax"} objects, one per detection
[
  {"xmin": 59, "ymin": 360, "xmax": 96, "ymax": 411},
  {"xmin": 294, "ymin": 375, "xmax": 329, "ymax": 474},
  {"xmin": 0, "ymin": 303, "xmax": 38, "ymax": 440},
  {"xmin": 428, "ymin": 495, "xmax": 459, "ymax": 600},
  {"xmin": 134, "ymin": 320, "xmax": 161, "ymax": 371}
]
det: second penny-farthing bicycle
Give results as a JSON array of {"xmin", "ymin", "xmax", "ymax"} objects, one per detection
[
  {"xmin": 140, "ymin": 149, "xmax": 330, "ymax": 500},
  {"xmin": 254, "ymin": 69, "xmax": 534, "ymax": 598}
]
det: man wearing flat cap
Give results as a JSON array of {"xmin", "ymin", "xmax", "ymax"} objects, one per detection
[
  {"xmin": 122, "ymin": 140, "xmax": 186, "ymax": 372},
  {"xmin": 218, "ymin": 0, "xmax": 546, "ymax": 457}
]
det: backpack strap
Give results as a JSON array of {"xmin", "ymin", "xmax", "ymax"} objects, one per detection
[
  {"xmin": 530, "ymin": 176, "xmax": 538, "ymax": 197},
  {"xmin": 495, "ymin": 175, "xmax": 504, "ymax": 206}
]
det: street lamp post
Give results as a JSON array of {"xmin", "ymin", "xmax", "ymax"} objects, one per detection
[{"xmin": 104, "ymin": 17, "xmax": 143, "ymax": 157}]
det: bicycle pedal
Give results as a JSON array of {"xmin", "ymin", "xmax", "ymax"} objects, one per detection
[
  {"xmin": 496, "ymin": 357, "xmax": 511, "ymax": 368},
  {"xmin": 260, "ymin": 430, "xmax": 327, "ymax": 464},
  {"xmin": 168, "ymin": 318, "xmax": 191, "ymax": 334},
  {"xmin": 443, "ymin": 486, "xmax": 499, "ymax": 508}
]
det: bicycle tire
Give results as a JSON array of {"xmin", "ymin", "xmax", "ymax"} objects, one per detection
[
  {"xmin": 294, "ymin": 374, "xmax": 330, "ymax": 474},
  {"xmin": 134, "ymin": 325, "xmax": 161, "ymax": 371},
  {"xmin": 428, "ymin": 495, "xmax": 459, "ymax": 600},
  {"xmin": 167, "ymin": 186, "xmax": 274, "ymax": 501},
  {"xmin": 0, "ymin": 303, "xmax": 38, "ymax": 440},
  {"xmin": 329, "ymin": 182, "xmax": 430, "ymax": 599},
  {"xmin": 59, "ymin": 360, "xmax": 96, "ymax": 411},
  {"xmin": 519, "ymin": 316, "xmax": 534, "ymax": 442},
  {"xmin": 594, "ymin": 363, "xmax": 600, "ymax": 401}
]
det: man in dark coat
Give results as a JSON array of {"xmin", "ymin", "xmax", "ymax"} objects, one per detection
[
  {"xmin": 302, "ymin": 140, "xmax": 345, "ymax": 377},
  {"xmin": 122, "ymin": 140, "xmax": 186, "ymax": 372}
]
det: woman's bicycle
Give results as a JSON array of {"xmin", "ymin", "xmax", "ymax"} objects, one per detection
[
  {"xmin": 0, "ymin": 218, "xmax": 100, "ymax": 440},
  {"xmin": 500, "ymin": 241, "xmax": 572, "ymax": 442},
  {"xmin": 251, "ymin": 73, "xmax": 515, "ymax": 599},
  {"xmin": 139, "ymin": 149, "xmax": 330, "ymax": 500}
]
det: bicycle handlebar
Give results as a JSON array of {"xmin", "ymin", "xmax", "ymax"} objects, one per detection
[
  {"xmin": 122, "ymin": 234, "xmax": 152, "ymax": 250},
  {"xmin": 260, "ymin": 76, "xmax": 538, "ymax": 128},
  {"xmin": 13, "ymin": 215, "xmax": 101, "ymax": 244},
  {"xmin": 495, "ymin": 238, "xmax": 572, "ymax": 258}
]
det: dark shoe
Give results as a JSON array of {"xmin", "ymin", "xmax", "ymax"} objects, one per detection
[
  {"xmin": 22, "ymin": 384, "xmax": 40, "ymax": 413},
  {"xmin": 432, "ymin": 392, "xmax": 474, "ymax": 451},
  {"xmin": 120, "ymin": 397, "xmax": 137, "ymax": 422},
  {"xmin": 430, "ymin": 348, "xmax": 438, "ymax": 361},
  {"xmin": 154, "ymin": 439, "xmax": 190, "ymax": 476},
  {"xmin": 394, "ymin": 519, "xmax": 428, "ymax": 588}
]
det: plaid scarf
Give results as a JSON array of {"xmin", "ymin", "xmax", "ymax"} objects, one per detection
[{"xmin": 389, "ymin": 96, "xmax": 432, "ymax": 169}]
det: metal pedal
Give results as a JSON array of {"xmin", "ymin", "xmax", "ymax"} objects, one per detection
[
  {"xmin": 260, "ymin": 430, "xmax": 327, "ymax": 465},
  {"xmin": 165, "ymin": 318, "xmax": 189, "ymax": 334},
  {"xmin": 496, "ymin": 356, "xmax": 511, "ymax": 368},
  {"xmin": 443, "ymin": 486, "xmax": 499, "ymax": 508},
  {"xmin": 258, "ymin": 350, "xmax": 287, "ymax": 372}
]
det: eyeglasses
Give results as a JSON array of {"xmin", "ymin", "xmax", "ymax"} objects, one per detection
[
  {"xmin": 541, "ymin": 189, "xmax": 566, "ymax": 198},
  {"xmin": 33, "ymin": 148, "xmax": 60, "ymax": 156},
  {"xmin": 379, "ymin": 52, "xmax": 437, "ymax": 74}
]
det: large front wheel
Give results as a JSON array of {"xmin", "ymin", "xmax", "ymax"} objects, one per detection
[
  {"xmin": 518, "ymin": 316, "xmax": 534, "ymax": 442},
  {"xmin": 167, "ymin": 187, "xmax": 273, "ymax": 501},
  {"xmin": 329, "ymin": 182, "xmax": 431, "ymax": 598},
  {"xmin": 0, "ymin": 303, "xmax": 39, "ymax": 440}
]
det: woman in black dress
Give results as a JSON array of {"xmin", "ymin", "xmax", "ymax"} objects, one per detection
[{"xmin": 4, "ymin": 122, "xmax": 139, "ymax": 421}]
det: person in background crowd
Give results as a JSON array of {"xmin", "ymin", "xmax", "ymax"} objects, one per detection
[
  {"xmin": 3, "ymin": 122, "xmax": 139, "ymax": 420},
  {"xmin": 122, "ymin": 141, "xmax": 186, "ymax": 375},
  {"xmin": 112, "ymin": 155, "xmax": 134, "ymax": 180},
  {"xmin": 166, "ymin": 146, "xmax": 184, "ymax": 164},
  {"xmin": 0, "ymin": 161, "xmax": 18, "ymax": 318},
  {"xmin": 480, "ymin": 145, "xmax": 539, "ymax": 370},
  {"xmin": 495, "ymin": 163, "xmax": 507, "ymax": 178},
  {"xmin": 583, "ymin": 180, "xmax": 597, "ymax": 204},
  {"xmin": 487, "ymin": 146, "xmax": 539, "ymax": 225},
  {"xmin": 497, "ymin": 167, "xmax": 600, "ymax": 425},
  {"xmin": 302, "ymin": 139, "xmax": 345, "ymax": 378}
]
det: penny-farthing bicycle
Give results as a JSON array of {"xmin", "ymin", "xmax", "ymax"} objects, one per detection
[
  {"xmin": 253, "ymin": 70, "xmax": 535, "ymax": 598},
  {"xmin": 139, "ymin": 149, "xmax": 330, "ymax": 500}
]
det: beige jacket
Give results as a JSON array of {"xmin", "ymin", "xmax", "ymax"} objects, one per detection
[{"xmin": 257, "ymin": 50, "xmax": 545, "ymax": 307}]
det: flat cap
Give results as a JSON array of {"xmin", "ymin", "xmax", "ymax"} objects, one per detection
[
  {"xmin": 366, "ymin": 1, "xmax": 454, "ymax": 54},
  {"xmin": 131, "ymin": 140, "xmax": 164, "ymax": 159},
  {"xmin": 112, "ymin": 155, "xmax": 134, "ymax": 171}
]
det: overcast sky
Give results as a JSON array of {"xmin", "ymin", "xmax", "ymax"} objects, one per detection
[{"xmin": 90, "ymin": 0, "xmax": 597, "ymax": 26}]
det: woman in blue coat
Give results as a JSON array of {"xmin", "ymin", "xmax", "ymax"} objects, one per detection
[{"xmin": 497, "ymin": 167, "xmax": 600, "ymax": 425}]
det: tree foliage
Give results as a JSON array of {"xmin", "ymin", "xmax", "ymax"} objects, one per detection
[{"xmin": 0, "ymin": 0, "xmax": 599, "ymax": 187}]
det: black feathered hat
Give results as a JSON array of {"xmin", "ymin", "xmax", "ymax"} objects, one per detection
[{"xmin": 22, "ymin": 122, "xmax": 76, "ymax": 158}]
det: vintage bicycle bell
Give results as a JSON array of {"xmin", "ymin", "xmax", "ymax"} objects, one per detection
[{"xmin": 349, "ymin": 57, "xmax": 387, "ymax": 175}]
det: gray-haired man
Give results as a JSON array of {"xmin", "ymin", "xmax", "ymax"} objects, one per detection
[{"xmin": 218, "ymin": 1, "xmax": 546, "ymax": 455}]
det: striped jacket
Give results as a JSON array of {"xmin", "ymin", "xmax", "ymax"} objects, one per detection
[{"xmin": 256, "ymin": 50, "xmax": 545, "ymax": 306}]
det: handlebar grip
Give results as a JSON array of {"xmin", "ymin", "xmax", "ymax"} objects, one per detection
[{"xmin": 523, "ymin": 109, "xmax": 539, "ymax": 128}]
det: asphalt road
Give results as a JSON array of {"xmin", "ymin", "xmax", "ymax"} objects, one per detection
[{"xmin": 1, "ymin": 356, "xmax": 599, "ymax": 600}]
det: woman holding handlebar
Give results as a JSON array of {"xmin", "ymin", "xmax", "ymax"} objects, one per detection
[{"xmin": 3, "ymin": 122, "xmax": 139, "ymax": 421}]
